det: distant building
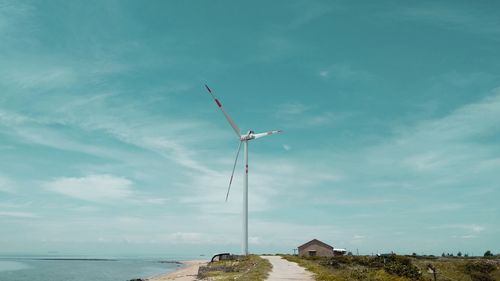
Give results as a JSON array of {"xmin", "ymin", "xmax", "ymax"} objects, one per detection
[
  {"xmin": 298, "ymin": 239, "xmax": 334, "ymax": 257},
  {"xmin": 333, "ymin": 248, "xmax": 347, "ymax": 256}
]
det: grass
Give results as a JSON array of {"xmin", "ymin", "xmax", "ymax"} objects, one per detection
[
  {"xmin": 413, "ymin": 257, "xmax": 500, "ymax": 281},
  {"xmin": 198, "ymin": 255, "xmax": 272, "ymax": 281},
  {"xmin": 282, "ymin": 255, "xmax": 500, "ymax": 281}
]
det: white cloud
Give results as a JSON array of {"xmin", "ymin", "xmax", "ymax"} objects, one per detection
[
  {"xmin": 6, "ymin": 66, "xmax": 77, "ymax": 89},
  {"xmin": 430, "ymin": 224, "xmax": 485, "ymax": 234},
  {"xmin": 165, "ymin": 232, "xmax": 203, "ymax": 244},
  {"xmin": 44, "ymin": 174, "xmax": 170, "ymax": 205},
  {"xmin": 319, "ymin": 70, "xmax": 329, "ymax": 77},
  {"xmin": 471, "ymin": 225, "xmax": 485, "ymax": 233},
  {"xmin": 249, "ymin": 236, "xmax": 261, "ymax": 245},
  {"xmin": 253, "ymin": 36, "xmax": 299, "ymax": 62},
  {"xmin": 406, "ymin": 89, "xmax": 500, "ymax": 142},
  {"xmin": 457, "ymin": 235, "xmax": 478, "ymax": 239},
  {"xmin": 283, "ymin": 144, "xmax": 291, "ymax": 151},
  {"xmin": 289, "ymin": 1, "xmax": 333, "ymax": 28},
  {"xmin": 275, "ymin": 102, "xmax": 309, "ymax": 118},
  {"xmin": 318, "ymin": 63, "xmax": 374, "ymax": 81},
  {"xmin": 0, "ymin": 1, "xmax": 33, "ymax": 35},
  {"xmin": 402, "ymin": 5, "xmax": 500, "ymax": 37},
  {"xmin": 0, "ymin": 175, "xmax": 15, "ymax": 193},
  {"xmin": 0, "ymin": 109, "xmax": 31, "ymax": 125},
  {"xmin": 355, "ymin": 89, "xmax": 500, "ymax": 188},
  {"xmin": 179, "ymin": 158, "xmax": 341, "ymax": 216},
  {"xmin": 45, "ymin": 174, "xmax": 135, "ymax": 203},
  {"xmin": 275, "ymin": 101, "xmax": 344, "ymax": 128},
  {"xmin": 140, "ymin": 136, "xmax": 213, "ymax": 174},
  {"xmin": 0, "ymin": 211, "xmax": 39, "ymax": 218},
  {"xmin": 326, "ymin": 197, "xmax": 394, "ymax": 206},
  {"xmin": 0, "ymin": 90, "xmax": 219, "ymax": 176}
]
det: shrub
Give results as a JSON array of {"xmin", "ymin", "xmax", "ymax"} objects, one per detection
[
  {"xmin": 383, "ymin": 255, "xmax": 422, "ymax": 280},
  {"xmin": 464, "ymin": 261, "xmax": 496, "ymax": 274},
  {"xmin": 348, "ymin": 268, "xmax": 369, "ymax": 281},
  {"xmin": 464, "ymin": 261, "xmax": 497, "ymax": 281}
]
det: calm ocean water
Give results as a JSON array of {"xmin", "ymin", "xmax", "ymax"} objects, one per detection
[{"xmin": 0, "ymin": 258, "xmax": 182, "ymax": 281}]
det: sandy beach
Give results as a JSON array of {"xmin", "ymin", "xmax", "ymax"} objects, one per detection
[{"xmin": 149, "ymin": 260, "xmax": 208, "ymax": 281}]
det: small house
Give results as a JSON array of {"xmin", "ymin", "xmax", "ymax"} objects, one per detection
[{"xmin": 298, "ymin": 239, "xmax": 334, "ymax": 257}]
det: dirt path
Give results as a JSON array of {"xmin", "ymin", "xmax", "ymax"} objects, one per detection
[{"xmin": 261, "ymin": 256, "xmax": 314, "ymax": 281}]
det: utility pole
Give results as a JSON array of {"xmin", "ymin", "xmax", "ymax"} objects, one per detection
[{"xmin": 293, "ymin": 248, "xmax": 297, "ymax": 255}]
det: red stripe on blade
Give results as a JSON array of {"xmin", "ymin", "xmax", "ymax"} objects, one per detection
[{"xmin": 215, "ymin": 99, "xmax": 222, "ymax": 107}]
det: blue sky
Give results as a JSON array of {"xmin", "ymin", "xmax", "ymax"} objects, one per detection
[{"xmin": 1, "ymin": 0, "xmax": 499, "ymax": 257}]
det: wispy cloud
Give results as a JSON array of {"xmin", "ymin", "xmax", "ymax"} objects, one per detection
[
  {"xmin": 432, "ymin": 224, "xmax": 485, "ymax": 235},
  {"xmin": 6, "ymin": 66, "xmax": 77, "ymax": 89},
  {"xmin": 45, "ymin": 174, "xmax": 135, "ymax": 203},
  {"xmin": 253, "ymin": 36, "xmax": 300, "ymax": 63},
  {"xmin": 275, "ymin": 101, "xmax": 349, "ymax": 128},
  {"xmin": 165, "ymin": 232, "xmax": 203, "ymax": 244},
  {"xmin": 354, "ymin": 88, "xmax": 500, "ymax": 188},
  {"xmin": 44, "ymin": 174, "xmax": 167, "ymax": 205},
  {"xmin": 402, "ymin": 4, "xmax": 500, "ymax": 37},
  {"xmin": 0, "ymin": 1, "xmax": 33, "ymax": 36},
  {"xmin": 318, "ymin": 63, "xmax": 374, "ymax": 81},
  {"xmin": 0, "ymin": 175, "xmax": 15, "ymax": 193},
  {"xmin": 0, "ymin": 87, "xmax": 218, "ymax": 175},
  {"xmin": 275, "ymin": 102, "xmax": 309, "ymax": 117},
  {"xmin": 0, "ymin": 211, "xmax": 39, "ymax": 218},
  {"xmin": 431, "ymin": 224, "xmax": 486, "ymax": 233},
  {"xmin": 326, "ymin": 197, "xmax": 394, "ymax": 206},
  {"xmin": 180, "ymin": 158, "xmax": 341, "ymax": 216},
  {"xmin": 288, "ymin": 1, "xmax": 333, "ymax": 28}
]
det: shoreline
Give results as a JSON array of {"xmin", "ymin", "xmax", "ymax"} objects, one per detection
[{"xmin": 149, "ymin": 260, "xmax": 208, "ymax": 281}]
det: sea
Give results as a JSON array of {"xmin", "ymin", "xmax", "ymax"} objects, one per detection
[{"xmin": 0, "ymin": 256, "xmax": 185, "ymax": 281}]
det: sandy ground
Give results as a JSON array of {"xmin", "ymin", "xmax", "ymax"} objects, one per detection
[
  {"xmin": 149, "ymin": 260, "xmax": 207, "ymax": 281},
  {"xmin": 261, "ymin": 256, "xmax": 314, "ymax": 281}
]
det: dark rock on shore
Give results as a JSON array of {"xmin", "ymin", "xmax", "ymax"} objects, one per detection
[{"xmin": 158, "ymin": 260, "xmax": 182, "ymax": 264}]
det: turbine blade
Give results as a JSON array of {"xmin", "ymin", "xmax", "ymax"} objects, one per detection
[
  {"xmin": 204, "ymin": 84, "xmax": 241, "ymax": 138},
  {"xmin": 253, "ymin": 130, "xmax": 283, "ymax": 139},
  {"xmin": 226, "ymin": 141, "xmax": 242, "ymax": 202}
]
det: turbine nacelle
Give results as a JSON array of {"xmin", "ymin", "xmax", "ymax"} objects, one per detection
[
  {"xmin": 240, "ymin": 130, "xmax": 283, "ymax": 141},
  {"xmin": 241, "ymin": 130, "xmax": 283, "ymax": 141},
  {"xmin": 240, "ymin": 131, "xmax": 255, "ymax": 141}
]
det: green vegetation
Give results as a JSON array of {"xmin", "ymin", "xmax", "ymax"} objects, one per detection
[
  {"xmin": 197, "ymin": 255, "xmax": 272, "ymax": 281},
  {"xmin": 282, "ymin": 255, "xmax": 500, "ymax": 281}
]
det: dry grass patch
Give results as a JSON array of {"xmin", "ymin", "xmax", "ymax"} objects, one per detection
[
  {"xmin": 282, "ymin": 255, "xmax": 500, "ymax": 281},
  {"xmin": 198, "ymin": 255, "xmax": 272, "ymax": 281}
]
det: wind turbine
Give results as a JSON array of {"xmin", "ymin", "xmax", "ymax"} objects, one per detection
[{"xmin": 204, "ymin": 84, "xmax": 282, "ymax": 255}]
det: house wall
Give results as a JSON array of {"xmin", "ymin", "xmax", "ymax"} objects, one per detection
[{"xmin": 298, "ymin": 243, "xmax": 333, "ymax": 257}]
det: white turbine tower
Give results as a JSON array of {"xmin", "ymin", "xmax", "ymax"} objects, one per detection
[{"xmin": 204, "ymin": 84, "xmax": 282, "ymax": 255}]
